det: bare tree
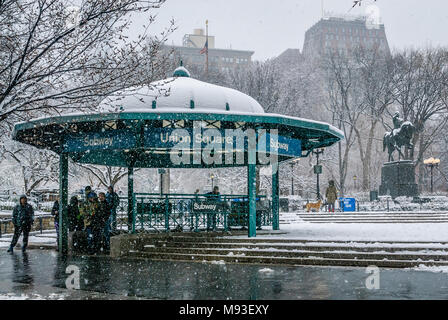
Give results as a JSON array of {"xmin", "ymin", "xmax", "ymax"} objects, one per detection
[
  {"xmin": 351, "ymin": 47, "xmax": 394, "ymax": 191},
  {"xmin": 225, "ymin": 60, "xmax": 281, "ymax": 113},
  {"xmin": 0, "ymin": 0, "xmax": 175, "ymax": 134},
  {"xmin": 321, "ymin": 50, "xmax": 366, "ymax": 196},
  {"xmin": 391, "ymin": 48, "xmax": 448, "ymax": 175},
  {"xmin": 4, "ymin": 143, "xmax": 59, "ymax": 194},
  {"xmin": 77, "ymin": 164, "xmax": 136, "ymax": 189}
]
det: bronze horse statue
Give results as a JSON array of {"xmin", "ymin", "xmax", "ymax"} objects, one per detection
[{"xmin": 383, "ymin": 121, "xmax": 415, "ymax": 162}]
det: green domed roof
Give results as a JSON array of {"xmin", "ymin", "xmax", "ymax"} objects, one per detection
[{"xmin": 173, "ymin": 65, "xmax": 191, "ymax": 78}]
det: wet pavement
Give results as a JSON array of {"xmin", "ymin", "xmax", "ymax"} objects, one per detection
[{"xmin": 1, "ymin": 249, "xmax": 448, "ymax": 299}]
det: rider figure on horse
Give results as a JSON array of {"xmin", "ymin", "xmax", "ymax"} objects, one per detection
[
  {"xmin": 384, "ymin": 111, "xmax": 415, "ymax": 162},
  {"xmin": 392, "ymin": 112, "xmax": 404, "ymax": 132}
]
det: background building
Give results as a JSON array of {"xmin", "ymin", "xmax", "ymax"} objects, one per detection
[
  {"xmin": 182, "ymin": 28, "xmax": 215, "ymax": 49},
  {"xmin": 164, "ymin": 28, "xmax": 254, "ymax": 73},
  {"xmin": 274, "ymin": 48, "xmax": 302, "ymax": 66},
  {"xmin": 302, "ymin": 14, "xmax": 390, "ymax": 57}
]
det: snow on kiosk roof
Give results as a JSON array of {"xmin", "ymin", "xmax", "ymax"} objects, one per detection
[
  {"xmin": 98, "ymin": 68, "xmax": 265, "ymax": 114},
  {"xmin": 13, "ymin": 66, "xmax": 343, "ymax": 168}
]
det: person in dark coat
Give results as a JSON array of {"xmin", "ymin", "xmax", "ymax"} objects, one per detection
[
  {"xmin": 206, "ymin": 186, "xmax": 221, "ymax": 201},
  {"xmin": 68, "ymin": 196, "xmax": 83, "ymax": 232},
  {"xmin": 325, "ymin": 180, "xmax": 338, "ymax": 213},
  {"xmin": 93, "ymin": 192, "xmax": 111, "ymax": 253},
  {"xmin": 80, "ymin": 192, "xmax": 98, "ymax": 254},
  {"xmin": 51, "ymin": 198, "xmax": 59, "ymax": 247},
  {"xmin": 106, "ymin": 186, "xmax": 120, "ymax": 231},
  {"xmin": 205, "ymin": 186, "xmax": 220, "ymax": 230},
  {"xmin": 7, "ymin": 195, "xmax": 34, "ymax": 253},
  {"xmin": 67, "ymin": 196, "xmax": 86, "ymax": 253}
]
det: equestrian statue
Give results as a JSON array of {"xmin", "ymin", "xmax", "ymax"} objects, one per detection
[{"xmin": 382, "ymin": 112, "xmax": 415, "ymax": 162}]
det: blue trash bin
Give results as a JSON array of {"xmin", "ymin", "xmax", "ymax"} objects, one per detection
[{"xmin": 339, "ymin": 197, "xmax": 356, "ymax": 212}]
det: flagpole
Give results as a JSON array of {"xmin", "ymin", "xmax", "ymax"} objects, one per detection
[
  {"xmin": 205, "ymin": 19, "xmax": 209, "ymax": 77},
  {"xmin": 321, "ymin": 0, "xmax": 324, "ymax": 18}
]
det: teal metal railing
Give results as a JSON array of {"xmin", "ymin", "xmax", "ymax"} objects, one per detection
[{"xmin": 129, "ymin": 193, "xmax": 271, "ymax": 233}]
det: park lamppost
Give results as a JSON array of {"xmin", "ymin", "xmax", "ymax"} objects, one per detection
[
  {"xmin": 210, "ymin": 173, "xmax": 215, "ymax": 189},
  {"xmin": 424, "ymin": 157, "xmax": 440, "ymax": 193},
  {"xmin": 289, "ymin": 158, "xmax": 300, "ymax": 196},
  {"xmin": 312, "ymin": 148, "xmax": 324, "ymax": 199}
]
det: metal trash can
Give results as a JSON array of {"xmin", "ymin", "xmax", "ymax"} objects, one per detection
[{"xmin": 370, "ymin": 190, "xmax": 378, "ymax": 201}]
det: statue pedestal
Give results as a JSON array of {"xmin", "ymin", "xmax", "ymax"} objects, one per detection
[{"xmin": 379, "ymin": 161, "xmax": 419, "ymax": 199}]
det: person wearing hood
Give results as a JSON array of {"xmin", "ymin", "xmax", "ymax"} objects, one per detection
[
  {"xmin": 325, "ymin": 180, "xmax": 338, "ymax": 213},
  {"xmin": 7, "ymin": 195, "xmax": 34, "ymax": 253}
]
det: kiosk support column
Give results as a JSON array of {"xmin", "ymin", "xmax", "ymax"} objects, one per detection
[
  {"xmin": 127, "ymin": 167, "xmax": 134, "ymax": 232},
  {"xmin": 58, "ymin": 153, "xmax": 69, "ymax": 254},
  {"xmin": 272, "ymin": 162, "xmax": 280, "ymax": 230},
  {"xmin": 247, "ymin": 136, "xmax": 257, "ymax": 238}
]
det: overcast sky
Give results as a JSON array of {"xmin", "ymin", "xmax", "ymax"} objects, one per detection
[{"xmin": 136, "ymin": 0, "xmax": 448, "ymax": 61}]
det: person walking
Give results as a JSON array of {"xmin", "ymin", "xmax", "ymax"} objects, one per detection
[
  {"xmin": 7, "ymin": 195, "xmax": 34, "ymax": 253},
  {"xmin": 51, "ymin": 198, "xmax": 60, "ymax": 248},
  {"xmin": 325, "ymin": 180, "xmax": 338, "ymax": 213}
]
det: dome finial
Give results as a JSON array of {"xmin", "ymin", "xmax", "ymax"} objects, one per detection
[{"xmin": 173, "ymin": 61, "xmax": 190, "ymax": 78}]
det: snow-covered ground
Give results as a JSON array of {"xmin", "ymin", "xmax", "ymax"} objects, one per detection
[
  {"xmin": 225, "ymin": 221, "xmax": 448, "ymax": 244},
  {"xmin": 255, "ymin": 222, "xmax": 448, "ymax": 242},
  {"xmin": 0, "ymin": 293, "xmax": 66, "ymax": 300},
  {"xmin": 0, "ymin": 231, "xmax": 56, "ymax": 248},
  {"xmin": 0, "ymin": 210, "xmax": 51, "ymax": 217}
]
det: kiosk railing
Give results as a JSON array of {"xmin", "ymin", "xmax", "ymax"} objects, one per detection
[{"xmin": 130, "ymin": 193, "xmax": 272, "ymax": 233}]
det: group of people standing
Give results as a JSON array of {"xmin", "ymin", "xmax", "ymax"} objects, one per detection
[{"xmin": 51, "ymin": 185, "xmax": 120, "ymax": 254}]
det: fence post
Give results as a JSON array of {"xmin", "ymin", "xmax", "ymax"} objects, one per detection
[
  {"xmin": 132, "ymin": 194, "xmax": 136, "ymax": 234},
  {"xmin": 39, "ymin": 216, "xmax": 43, "ymax": 234},
  {"xmin": 165, "ymin": 195, "xmax": 170, "ymax": 231}
]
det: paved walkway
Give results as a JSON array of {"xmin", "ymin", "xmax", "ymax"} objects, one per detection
[{"xmin": 1, "ymin": 249, "xmax": 448, "ymax": 299}]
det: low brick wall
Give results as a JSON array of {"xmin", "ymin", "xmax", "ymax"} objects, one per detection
[
  {"xmin": 110, "ymin": 232, "xmax": 225, "ymax": 258},
  {"xmin": 0, "ymin": 215, "xmax": 54, "ymax": 235}
]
